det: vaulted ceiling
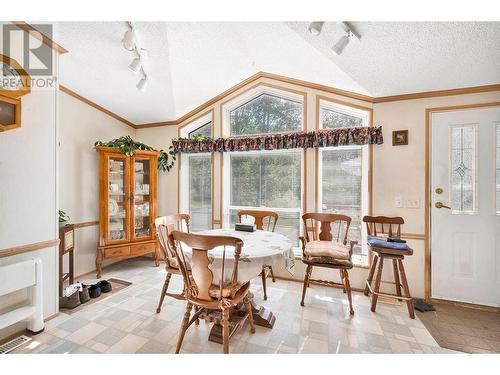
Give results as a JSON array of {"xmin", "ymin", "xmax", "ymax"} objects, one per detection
[{"xmin": 55, "ymin": 22, "xmax": 500, "ymax": 125}]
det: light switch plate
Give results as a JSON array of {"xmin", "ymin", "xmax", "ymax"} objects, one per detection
[
  {"xmin": 406, "ymin": 198, "xmax": 420, "ymax": 209},
  {"xmin": 395, "ymin": 196, "xmax": 403, "ymax": 208}
]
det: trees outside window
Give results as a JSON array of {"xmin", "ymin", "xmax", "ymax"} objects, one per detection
[
  {"xmin": 223, "ymin": 88, "xmax": 304, "ymax": 243},
  {"xmin": 319, "ymin": 101, "xmax": 370, "ymax": 266}
]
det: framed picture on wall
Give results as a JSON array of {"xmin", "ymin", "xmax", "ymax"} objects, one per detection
[{"xmin": 392, "ymin": 130, "xmax": 408, "ymax": 146}]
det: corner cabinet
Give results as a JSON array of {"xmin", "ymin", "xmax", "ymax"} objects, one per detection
[{"xmin": 96, "ymin": 146, "xmax": 160, "ymax": 278}]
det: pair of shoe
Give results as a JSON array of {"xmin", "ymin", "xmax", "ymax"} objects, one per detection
[{"xmin": 87, "ymin": 280, "xmax": 112, "ymax": 299}]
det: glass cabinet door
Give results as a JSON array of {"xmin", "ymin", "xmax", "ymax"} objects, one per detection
[
  {"xmin": 132, "ymin": 157, "xmax": 153, "ymax": 239},
  {"xmin": 107, "ymin": 156, "xmax": 129, "ymax": 243}
]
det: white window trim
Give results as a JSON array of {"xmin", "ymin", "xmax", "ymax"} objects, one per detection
[
  {"xmin": 179, "ymin": 113, "xmax": 213, "ymax": 220},
  {"xmin": 318, "ymin": 100, "xmax": 371, "ymax": 266},
  {"xmin": 222, "ymin": 85, "xmax": 304, "ymax": 137},
  {"xmin": 179, "ymin": 112, "xmax": 213, "ymax": 138},
  {"xmin": 319, "ymin": 99, "xmax": 370, "ymax": 127}
]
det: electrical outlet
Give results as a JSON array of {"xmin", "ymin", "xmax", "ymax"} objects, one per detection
[
  {"xmin": 395, "ymin": 196, "xmax": 403, "ymax": 208},
  {"xmin": 406, "ymin": 198, "xmax": 420, "ymax": 209}
]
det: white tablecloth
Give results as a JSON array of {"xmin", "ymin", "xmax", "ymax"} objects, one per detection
[{"xmin": 179, "ymin": 229, "xmax": 295, "ymax": 284}]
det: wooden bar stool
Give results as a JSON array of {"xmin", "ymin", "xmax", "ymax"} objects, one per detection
[{"xmin": 363, "ymin": 216, "xmax": 415, "ymax": 319}]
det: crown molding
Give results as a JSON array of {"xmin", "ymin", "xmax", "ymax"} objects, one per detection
[
  {"xmin": 373, "ymin": 83, "xmax": 500, "ymax": 103},
  {"xmin": 58, "ymin": 71, "xmax": 500, "ymax": 130},
  {"xmin": 59, "ymin": 85, "xmax": 136, "ymax": 128},
  {"xmin": 12, "ymin": 21, "xmax": 68, "ymax": 54}
]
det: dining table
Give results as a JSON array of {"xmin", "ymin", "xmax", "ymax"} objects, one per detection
[{"xmin": 184, "ymin": 228, "xmax": 296, "ymax": 343}]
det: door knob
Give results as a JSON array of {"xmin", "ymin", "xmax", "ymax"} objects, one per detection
[
  {"xmin": 435, "ymin": 188, "xmax": 443, "ymax": 194},
  {"xmin": 435, "ymin": 202, "xmax": 451, "ymax": 209}
]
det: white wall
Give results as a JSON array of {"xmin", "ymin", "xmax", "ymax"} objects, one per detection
[
  {"xmin": 0, "ymin": 23, "xmax": 59, "ymax": 339},
  {"xmin": 58, "ymin": 92, "xmax": 135, "ymax": 277}
]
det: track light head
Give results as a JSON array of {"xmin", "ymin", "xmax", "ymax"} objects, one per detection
[
  {"xmin": 136, "ymin": 75, "xmax": 148, "ymax": 92},
  {"xmin": 128, "ymin": 57, "xmax": 142, "ymax": 74},
  {"xmin": 308, "ymin": 22, "xmax": 324, "ymax": 36},
  {"xmin": 122, "ymin": 28, "xmax": 136, "ymax": 51},
  {"xmin": 331, "ymin": 33, "xmax": 350, "ymax": 55}
]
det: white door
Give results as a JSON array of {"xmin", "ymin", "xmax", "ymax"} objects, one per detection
[{"xmin": 431, "ymin": 106, "xmax": 500, "ymax": 307}]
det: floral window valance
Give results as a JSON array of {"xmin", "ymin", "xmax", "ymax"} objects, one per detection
[{"xmin": 172, "ymin": 126, "xmax": 383, "ymax": 153}]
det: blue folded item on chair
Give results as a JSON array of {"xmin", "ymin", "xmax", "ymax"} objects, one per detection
[{"xmin": 367, "ymin": 235, "xmax": 409, "ymax": 250}]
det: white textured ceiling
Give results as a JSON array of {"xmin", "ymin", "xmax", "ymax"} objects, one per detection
[
  {"xmin": 287, "ymin": 22, "xmax": 500, "ymax": 97},
  {"xmin": 56, "ymin": 22, "xmax": 500, "ymax": 124}
]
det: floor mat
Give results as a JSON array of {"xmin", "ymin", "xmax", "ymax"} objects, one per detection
[
  {"xmin": 60, "ymin": 278, "xmax": 132, "ymax": 314},
  {"xmin": 417, "ymin": 301, "xmax": 500, "ymax": 353}
]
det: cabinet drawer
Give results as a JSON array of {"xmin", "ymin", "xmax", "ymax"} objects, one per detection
[
  {"xmin": 130, "ymin": 242, "xmax": 156, "ymax": 255},
  {"xmin": 105, "ymin": 246, "xmax": 130, "ymax": 258}
]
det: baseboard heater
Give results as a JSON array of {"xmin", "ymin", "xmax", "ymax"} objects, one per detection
[{"xmin": 0, "ymin": 258, "xmax": 44, "ymax": 334}]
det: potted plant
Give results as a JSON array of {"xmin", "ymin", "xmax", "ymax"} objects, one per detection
[{"xmin": 59, "ymin": 210, "xmax": 70, "ymax": 227}]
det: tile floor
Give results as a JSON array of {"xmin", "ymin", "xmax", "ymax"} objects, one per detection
[{"xmin": 13, "ymin": 259, "xmax": 457, "ymax": 354}]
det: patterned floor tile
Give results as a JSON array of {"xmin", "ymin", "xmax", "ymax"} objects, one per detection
[{"xmin": 9, "ymin": 258, "xmax": 465, "ymax": 354}]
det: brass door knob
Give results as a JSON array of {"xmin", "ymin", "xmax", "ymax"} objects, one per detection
[
  {"xmin": 435, "ymin": 202, "xmax": 451, "ymax": 209},
  {"xmin": 435, "ymin": 188, "xmax": 443, "ymax": 194}
]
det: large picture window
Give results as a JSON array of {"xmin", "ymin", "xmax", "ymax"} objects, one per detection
[
  {"xmin": 180, "ymin": 116, "xmax": 213, "ymax": 231},
  {"xmin": 318, "ymin": 100, "xmax": 370, "ymax": 266},
  {"xmin": 223, "ymin": 86, "xmax": 304, "ymax": 243}
]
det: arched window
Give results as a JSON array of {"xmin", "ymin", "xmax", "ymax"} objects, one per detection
[{"xmin": 222, "ymin": 85, "xmax": 305, "ymax": 242}]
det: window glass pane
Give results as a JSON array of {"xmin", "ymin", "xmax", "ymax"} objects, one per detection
[
  {"xmin": 189, "ymin": 154, "xmax": 212, "ymax": 231},
  {"xmin": 230, "ymin": 151, "xmax": 301, "ymax": 208},
  {"xmin": 322, "ymin": 108, "xmax": 363, "ymax": 129},
  {"xmin": 450, "ymin": 126, "xmax": 476, "ymax": 213},
  {"xmin": 321, "ymin": 148, "xmax": 365, "ymax": 261},
  {"xmin": 230, "ymin": 93, "xmax": 302, "ymax": 135},
  {"xmin": 229, "ymin": 150, "xmax": 302, "ymax": 243},
  {"xmin": 496, "ymin": 124, "xmax": 500, "ymax": 214},
  {"xmin": 228, "ymin": 208, "xmax": 301, "ymax": 243},
  {"xmin": 185, "ymin": 121, "xmax": 213, "ymax": 231},
  {"xmin": 188, "ymin": 121, "xmax": 211, "ymax": 139},
  {"xmin": 319, "ymin": 104, "xmax": 368, "ymax": 266}
]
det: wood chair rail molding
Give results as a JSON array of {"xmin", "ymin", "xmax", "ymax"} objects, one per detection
[
  {"xmin": 0, "ymin": 239, "xmax": 60, "ymax": 259},
  {"xmin": 73, "ymin": 220, "xmax": 99, "ymax": 229}
]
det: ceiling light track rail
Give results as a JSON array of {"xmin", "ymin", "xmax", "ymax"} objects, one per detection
[{"xmin": 122, "ymin": 21, "xmax": 149, "ymax": 91}]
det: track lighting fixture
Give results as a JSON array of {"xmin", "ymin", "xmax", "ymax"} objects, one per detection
[
  {"xmin": 331, "ymin": 23, "xmax": 360, "ymax": 56},
  {"xmin": 331, "ymin": 33, "xmax": 350, "ymax": 55},
  {"xmin": 136, "ymin": 75, "xmax": 148, "ymax": 92},
  {"xmin": 128, "ymin": 57, "xmax": 142, "ymax": 74},
  {"xmin": 121, "ymin": 23, "xmax": 136, "ymax": 51},
  {"xmin": 123, "ymin": 22, "xmax": 151, "ymax": 91},
  {"xmin": 308, "ymin": 22, "xmax": 324, "ymax": 36}
]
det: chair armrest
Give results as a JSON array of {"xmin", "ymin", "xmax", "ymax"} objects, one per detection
[
  {"xmin": 299, "ymin": 236, "xmax": 307, "ymax": 258},
  {"xmin": 349, "ymin": 240, "xmax": 359, "ymax": 257}
]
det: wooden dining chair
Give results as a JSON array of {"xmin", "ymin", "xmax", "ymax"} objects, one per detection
[
  {"xmin": 237, "ymin": 210, "xmax": 279, "ymax": 300},
  {"xmin": 154, "ymin": 214, "xmax": 190, "ymax": 313},
  {"xmin": 168, "ymin": 230, "xmax": 255, "ymax": 354},
  {"xmin": 363, "ymin": 216, "xmax": 415, "ymax": 319},
  {"xmin": 299, "ymin": 213, "xmax": 357, "ymax": 315}
]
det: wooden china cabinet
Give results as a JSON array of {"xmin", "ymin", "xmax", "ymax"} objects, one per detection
[{"xmin": 96, "ymin": 146, "xmax": 160, "ymax": 278}]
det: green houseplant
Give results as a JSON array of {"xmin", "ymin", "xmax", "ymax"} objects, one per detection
[{"xmin": 94, "ymin": 135, "xmax": 177, "ymax": 172}]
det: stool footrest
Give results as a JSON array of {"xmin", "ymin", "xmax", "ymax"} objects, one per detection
[{"xmin": 365, "ymin": 280, "xmax": 412, "ymax": 301}]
